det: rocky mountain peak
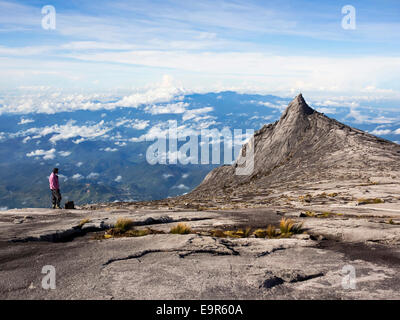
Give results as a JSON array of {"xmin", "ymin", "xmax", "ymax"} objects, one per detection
[
  {"xmin": 279, "ymin": 93, "xmax": 314, "ymax": 122},
  {"xmin": 187, "ymin": 94, "xmax": 400, "ymax": 200}
]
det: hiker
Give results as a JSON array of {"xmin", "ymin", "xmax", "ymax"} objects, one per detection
[{"xmin": 49, "ymin": 168, "xmax": 62, "ymax": 209}]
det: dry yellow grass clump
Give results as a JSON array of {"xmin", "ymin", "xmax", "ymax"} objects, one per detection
[
  {"xmin": 170, "ymin": 223, "xmax": 192, "ymax": 234},
  {"xmin": 114, "ymin": 218, "xmax": 134, "ymax": 232},
  {"xmin": 279, "ymin": 218, "xmax": 303, "ymax": 238},
  {"xmin": 253, "ymin": 228, "xmax": 267, "ymax": 238},
  {"xmin": 266, "ymin": 224, "xmax": 278, "ymax": 238},
  {"xmin": 252, "ymin": 220, "xmax": 303, "ymax": 239}
]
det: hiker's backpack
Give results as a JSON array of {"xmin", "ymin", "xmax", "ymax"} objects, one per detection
[{"xmin": 65, "ymin": 201, "xmax": 75, "ymax": 209}]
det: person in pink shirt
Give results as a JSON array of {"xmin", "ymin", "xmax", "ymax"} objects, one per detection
[{"xmin": 49, "ymin": 168, "xmax": 62, "ymax": 209}]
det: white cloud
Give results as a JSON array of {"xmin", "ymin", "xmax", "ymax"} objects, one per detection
[
  {"xmin": 26, "ymin": 148, "xmax": 56, "ymax": 160},
  {"xmin": 182, "ymin": 173, "xmax": 189, "ymax": 179},
  {"xmin": 0, "ymin": 76, "xmax": 187, "ymax": 115},
  {"xmin": 347, "ymin": 108, "xmax": 398, "ymax": 124},
  {"xmin": 102, "ymin": 147, "xmax": 118, "ymax": 152},
  {"xmin": 13, "ymin": 120, "xmax": 111, "ymax": 144},
  {"xmin": 173, "ymin": 184, "xmax": 189, "ymax": 190},
  {"xmin": 314, "ymin": 99, "xmax": 359, "ymax": 108},
  {"xmin": 116, "ymin": 118, "xmax": 149, "ymax": 130},
  {"xmin": 18, "ymin": 118, "xmax": 34, "ymax": 125},
  {"xmin": 112, "ymin": 75, "xmax": 184, "ymax": 108},
  {"xmin": 249, "ymin": 115, "xmax": 273, "ymax": 120},
  {"xmin": 255, "ymin": 101, "xmax": 286, "ymax": 111},
  {"xmin": 0, "ymin": 92, "xmax": 111, "ymax": 115},
  {"xmin": 72, "ymin": 173, "xmax": 84, "ymax": 180},
  {"xmin": 316, "ymin": 107, "xmax": 337, "ymax": 114},
  {"xmin": 58, "ymin": 174, "xmax": 68, "ymax": 182},
  {"xmin": 22, "ymin": 136, "xmax": 31, "ymax": 143},
  {"xmin": 163, "ymin": 173, "xmax": 173, "ymax": 179},
  {"xmin": 87, "ymin": 172, "xmax": 100, "ymax": 179},
  {"xmin": 76, "ymin": 162, "xmax": 83, "ymax": 167},
  {"xmin": 370, "ymin": 129, "xmax": 392, "ymax": 136},
  {"xmin": 114, "ymin": 175, "xmax": 122, "ymax": 182},
  {"xmin": 67, "ymin": 51, "xmax": 400, "ymax": 99},
  {"xmin": 182, "ymin": 107, "xmax": 214, "ymax": 121},
  {"xmin": 59, "ymin": 151, "xmax": 72, "ymax": 157},
  {"xmin": 395, "ymin": 128, "xmax": 400, "ymax": 135},
  {"xmin": 130, "ymin": 121, "xmax": 198, "ymax": 142},
  {"xmin": 145, "ymin": 102, "xmax": 189, "ymax": 115}
]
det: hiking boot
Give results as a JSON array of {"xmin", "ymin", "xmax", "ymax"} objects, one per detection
[
  {"xmin": 56, "ymin": 205, "xmax": 62, "ymax": 209},
  {"xmin": 52, "ymin": 204, "xmax": 56, "ymax": 209}
]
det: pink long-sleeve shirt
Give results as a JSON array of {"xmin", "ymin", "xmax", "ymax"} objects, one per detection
[{"xmin": 49, "ymin": 172, "xmax": 59, "ymax": 190}]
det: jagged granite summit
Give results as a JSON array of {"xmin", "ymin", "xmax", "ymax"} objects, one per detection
[{"xmin": 186, "ymin": 94, "xmax": 400, "ymax": 202}]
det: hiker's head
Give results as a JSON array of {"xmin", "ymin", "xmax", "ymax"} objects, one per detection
[{"xmin": 53, "ymin": 168, "xmax": 59, "ymax": 174}]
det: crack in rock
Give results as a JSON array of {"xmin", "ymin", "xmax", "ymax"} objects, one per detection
[
  {"xmin": 218, "ymin": 239, "xmax": 240, "ymax": 256},
  {"xmin": 259, "ymin": 271, "xmax": 325, "ymax": 289},
  {"xmin": 256, "ymin": 247, "xmax": 286, "ymax": 257},
  {"xmin": 134, "ymin": 216, "xmax": 212, "ymax": 226},
  {"xmin": 102, "ymin": 247, "xmax": 238, "ymax": 267},
  {"xmin": 10, "ymin": 221, "xmax": 110, "ymax": 243}
]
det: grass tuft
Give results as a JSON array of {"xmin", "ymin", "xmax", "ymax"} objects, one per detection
[
  {"xmin": 279, "ymin": 218, "xmax": 303, "ymax": 237},
  {"xmin": 253, "ymin": 228, "xmax": 267, "ymax": 238},
  {"xmin": 210, "ymin": 229, "xmax": 226, "ymax": 237},
  {"xmin": 114, "ymin": 218, "xmax": 134, "ymax": 232},
  {"xmin": 211, "ymin": 227, "xmax": 252, "ymax": 238},
  {"xmin": 266, "ymin": 224, "xmax": 278, "ymax": 238},
  {"xmin": 170, "ymin": 223, "xmax": 192, "ymax": 234}
]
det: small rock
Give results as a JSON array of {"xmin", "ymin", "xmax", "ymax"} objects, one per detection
[
  {"xmin": 284, "ymin": 212, "xmax": 303, "ymax": 217},
  {"xmin": 292, "ymin": 234, "xmax": 311, "ymax": 240},
  {"xmin": 310, "ymin": 234, "xmax": 326, "ymax": 241}
]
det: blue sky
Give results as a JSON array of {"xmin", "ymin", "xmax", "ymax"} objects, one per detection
[{"xmin": 0, "ymin": 0, "xmax": 400, "ymax": 102}]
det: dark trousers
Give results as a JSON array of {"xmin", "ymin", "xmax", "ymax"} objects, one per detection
[{"xmin": 51, "ymin": 189, "xmax": 62, "ymax": 207}]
